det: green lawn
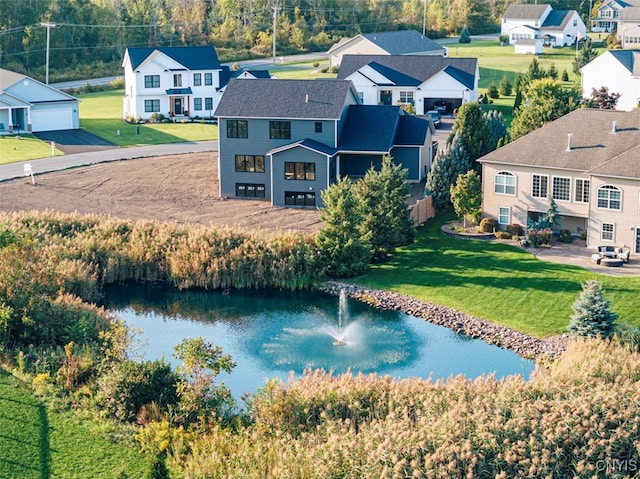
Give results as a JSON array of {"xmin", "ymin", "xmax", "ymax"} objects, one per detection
[
  {"xmin": 351, "ymin": 213, "xmax": 640, "ymax": 338},
  {"xmin": 0, "ymin": 369, "xmax": 149, "ymax": 478},
  {"xmin": 0, "ymin": 135, "xmax": 63, "ymax": 164}
]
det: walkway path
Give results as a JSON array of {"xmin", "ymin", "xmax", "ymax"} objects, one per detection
[{"xmin": 0, "ymin": 141, "xmax": 217, "ymax": 182}]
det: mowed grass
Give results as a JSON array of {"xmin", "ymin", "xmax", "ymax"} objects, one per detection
[
  {"xmin": 78, "ymin": 89, "xmax": 218, "ymax": 146},
  {"xmin": 0, "ymin": 135, "xmax": 63, "ymax": 164},
  {"xmin": 0, "ymin": 369, "xmax": 149, "ymax": 478},
  {"xmin": 351, "ymin": 213, "xmax": 640, "ymax": 338}
]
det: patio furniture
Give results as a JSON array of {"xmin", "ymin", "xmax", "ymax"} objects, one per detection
[
  {"xmin": 601, "ymin": 257, "xmax": 624, "ymax": 267},
  {"xmin": 617, "ymin": 248, "xmax": 631, "ymax": 263},
  {"xmin": 597, "ymin": 246, "xmax": 631, "ymax": 262},
  {"xmin": 591, "ymin": 254, "xmax": 602, "ymax": 265}
]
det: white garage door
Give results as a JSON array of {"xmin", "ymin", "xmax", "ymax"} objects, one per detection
[{"xmin": 31, "ymin": 108, "xmax": 74, "ymax": 132}]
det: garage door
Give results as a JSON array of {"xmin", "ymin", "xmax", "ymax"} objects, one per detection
[{"xmin": 31, "ymin": 108, "xmax": 74, "ymax": 132}]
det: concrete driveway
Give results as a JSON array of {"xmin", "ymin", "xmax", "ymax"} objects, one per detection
[{"xmin": 33, "ymin": 129, "xmax": 115, "ymax": 154}]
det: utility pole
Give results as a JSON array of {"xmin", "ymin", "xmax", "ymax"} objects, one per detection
[
  {"xmin": 272, "ymin": 2, "xmax": 281, "ymax": 64},
  {"xmin": 40, "ymin": 22, "xmax": 56, "ymax": 84}
]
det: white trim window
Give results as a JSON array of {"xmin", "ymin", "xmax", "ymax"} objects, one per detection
[
  {"xmin": 494, "ymin": 171, "xmax": 516, "ymax": 195},
  {"xmin": 498, "ymin": 206, "xmax": 511, "ymax": 225},
  {"xmin": 532, "ymin": 174, "xmax": 548, "ymax": 198},
  {"xmin": 597, "ymin": 185, "xmax": 621, "ymax": 210},
  {"xmin": 574, "ymin": 178, "xmax": 590, "ymax": 203},
  {"xmin": 552, "ymin": 176, "xmax": 571, "ymax": 201},
  {"xmin": 399, "ymin": 91, "xmax": 414, "ymax": 105},
  {"xmin": 602, "ymin": 222, "xmax": 615, "ymax": 242}
]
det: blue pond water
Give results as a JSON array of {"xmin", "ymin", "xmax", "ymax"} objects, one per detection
[{"xmin": 101, "ymin": 283, "xmax": 535, "ymax": 401}]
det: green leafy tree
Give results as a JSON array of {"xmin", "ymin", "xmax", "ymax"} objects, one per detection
[
  {"xmin": 510, "ymin": 79, "xmax": 581, "ymax": 139},
  {"xmin": 356, "ymin": 156, "xmax": 415, "ymax": 260},
  {"xmin": 483, "ymin": 109, "xmax": 509, "ymax": 151},
  {"xmin": 586, "ymin": 86, "xmax": 621, "ymax": 109},
  {"xmin": 449, "ymin": 101, "xmax": 493, "ymax": 166},
  {"xmin": 450, "ymin": 170, "xmax": 482, "ymax": 227},
  {"xmin": 573, "ymin": 38, "xmax": 598, "ymax": 75},
  {"xmin": 499, "ymin": 75, "xmax": 512, "ymax": 96},
  {"xmin": 174, "ymin": 337, "xmax": 236, "ymax": 425},
  {"xmin": 567, "ymin": 280, "xmax": 617, "ymax": 338},
  {"xmin": 316, "ymin": 177, "xmax": 372, "ymax": 277},
  {"xmin": 425, "ymin": 133, "xmax": 471, "ymax": 209}
]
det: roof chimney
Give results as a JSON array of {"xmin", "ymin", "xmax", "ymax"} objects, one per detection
[
  {"xmin": 566, "ymin": 133, "xmax": 573, "ymax": 152},
  {"xmin": 612, "ymin": 121, "xmax": 617, "ymax": 133}
]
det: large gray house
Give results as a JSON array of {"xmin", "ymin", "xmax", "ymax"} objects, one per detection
[{"xmin": 214, "ymin": 78, "xmax": 433, "ymax": 208}]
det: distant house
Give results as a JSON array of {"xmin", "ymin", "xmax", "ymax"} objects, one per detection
[
  {"xmin": 592, "ymin": 0, "xmax": 640, "ymax": 33},
  {"xmin": 501, "ymin": 4, "xmax": 586, "ymax": 47},
  {"xmin": 122, "ymin": 46, "xmax": 229, "ymax": 121},
  {"xmin": 0, "ymin": 68, "xmax": 79, "ymax": 133},
  {"xmin": 328, "ymin": 30, "xmax": 447, "ymax": 67},
  {"xmin": 336, "ymin": 55, "xmax": 478, "ymax": 115},
  {"xmin": 214, "ymin": 78, "xmax": 433, "ymax": 208},
  {"xmin": 478, "ymin": 108, "xmax": 640, "ymax": 253},
  {"xmin": 580, "ymin": 50, "xmax": 640, "ymax": 111},
  {"xmin": 619, "ymin": 7, "xmax": 640, "ymax": 47},
  {"xmin": 233, "ymin": 69, "xmax": 272, "ymax": 79}
]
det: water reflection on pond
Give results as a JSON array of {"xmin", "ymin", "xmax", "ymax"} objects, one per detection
[{"xmin": 101, "ymin": 283, "xmax": 535, "ymax": 401}]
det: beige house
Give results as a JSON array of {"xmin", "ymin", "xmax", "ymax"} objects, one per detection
[{"xmin": 478, "ymin": 108, "xmax": 640, "ymax": 254}]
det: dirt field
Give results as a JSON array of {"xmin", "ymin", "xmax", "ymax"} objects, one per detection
[{"xmin": 0, "ymin": 152, "xmax": 323, "ymax": 233}]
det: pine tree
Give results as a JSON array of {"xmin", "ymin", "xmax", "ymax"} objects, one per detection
[
  {"xmin": 483, "ymin": 109, "xmax": 509, "ymax": 151},
  {"xmin": 459, "ymin": 25, "xmax": 471, "ymax": 43},
  {"xmin": 526, "ymin": 57, "xmax": 546, "ymax": 82},
  {"xmin": 450, "ymin": 101, "xmax": 492, "ymax": 166},
  {"xmin": 499, "ymin": 75, "xmax": 512, "ymax": 96},
  {"xmin": 316, "ymin": 177, "xmax": 372, "ymax": 277},
  {"xmin": 425, "ymin": 133, "xmax": 471, "ymax": 209},
  {"xmin": 561, "ymin": 69, "xmax": 570, "ymax": 82},
  {"xmin": 547, "ymin": 62, "xmax": 558, "ymax": 80},
  {"xmin": 573, "ymin": 38, "xmax": 598, "ymax": 75},
  {"xmin": 567, "ymin": 280, "xmax": 617, "ymax": 338}
]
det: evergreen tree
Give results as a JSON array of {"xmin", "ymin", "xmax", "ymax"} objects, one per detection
[
  {"xmin": 316, "ymin": 177, "xmax": 372, "ymax": 277},
  {"xmin": 483, "ymin": 109, "xmax": 509, "ymax": 151},
  {"xmin": 356, "ymin": 157, "xmax": 415, "ymax": 260},
  {"xmin": 449, "ymin": 101, "xmax": 493, "ymax": 166},
  {"xmin": 459, "ymin": 25, "xmax": 471, "ymax": 43},
  {"xmin": 573, "ymin": 38, "xmax": 598, "ymax": 75},
  {"xmin": 513, "ymin": 87, "xmax": 523, "ymax": 112},
  {"xmin": 499, "ymin": 75, "xmax": 512, "ymax": 96},
  {"xmin": 526, "ymin": 57, "xmax": 546, "ymax": 82},
  {"xmin": 450, "ymin": 170, "xmax": 482, "ymax": 227},
  {"xmin": 567, "ymin": 280, "xmax": 618, "ymax": 339},
  {"xmin": 547, "ymin": 62, "xmax": 559, "ymax": 80},
  {"xmin": 561, "ymin": 69, "xmax": 570, "ymax": 82},
  {"xmin": 487, "ymin": 84, "xmax": 499, "ymax": 99},
  {"xmin": 425, "ymin": 133, "xmax": 471, "ymax": 209}
]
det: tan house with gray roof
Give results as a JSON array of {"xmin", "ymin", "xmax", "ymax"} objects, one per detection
[{"xmin": 478, "ymin": 108, "xmax": 640, "ymax": 254}]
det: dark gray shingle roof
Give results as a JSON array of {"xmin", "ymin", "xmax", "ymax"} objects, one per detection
[
  {"xmin": 503, "ymin": 4, "xmax": 550, "ymax": 19},
  {"xmin": 339, "ymin": 105, "xmax": 407, "ymax": 152},
  {"xmin": 126, "ymin": 46, "xmax": 221, "ymax": 71},
  {"xmin": 361, "ymin": 30, "xmax": 445, "ymax": 55},
  {"xmin": 607, "ymin": 49, "xmax": 640, "ymax": 76},
  {"xmin": 540, "ymin": 10, "xmax": 574, "ymax": 29},
  {"xmin": 478, "ymin": 108, "xmax": 640, "ymax": 180},
  {"xmin": 337, "ymin": 55, "xmax": 477, "ymax": 89},
  {"xmin": 621, "ymin": 6, "xmax": 640, "ymax": 20},
  {"xmin": 214, "ymin": 79, "xmax": 356, "ymax": 119}
]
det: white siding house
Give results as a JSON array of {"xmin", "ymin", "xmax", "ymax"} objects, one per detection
[
  {"xmin": 581, "ymin": 50, "xmax": 640, "ymax": 111},
  {"xmin": 502, "ymin": 4, "xmax": 585, "ymax": 48}
]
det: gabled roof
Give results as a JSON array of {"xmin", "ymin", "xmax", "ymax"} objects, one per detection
[
  {"xmin": 601, "ymin": 0, "xmax": 640, "ymax": 9},
  {"xmin": 395, "ymin": 114, "xmax": 430, "ymax": 146},
  {"xmin": 478, "ymin": 108, "xmax": 640, "ymax": 180},
  {"xmin": 620, "ymin": 6, "xmax": 640, "ymax": 20},
  {"xmin": 269, "ymin": 138, "xmax": 338, "ymax": 156},
  {"xmin": 603, "ymin": 50, "xmax": 640, "ymax": 76},
  {"xmin": 360, "ymin": 30, "xmax": 445, "ymax": 55},
  {"xmin": 367, "ymin": 62, "xmax": 422, "ymax": 86},
  {"xmin": 540, "ymin": 10, "xmax": 576, "ymax": 30},
  {"xmin": 338, "ymin": 105, "xmax": 402, "ymax": 152},
  {"xmin": 0, "ymin": 68, "xmax": 77, "ymax": 103},
  {"xmin": 214, "ymin": 79, "xmax": 356, "ymax": 119},
  {"xmin": 234, "ymin": 69, "xmax": 271, "ymax": 79},
  {"xmin": 337, "ymin": 55, "xmax": 477, "ymax": 89},
  {"xmin": 125, "ymin": 46, "xmax": 221, "ymax": 71},
  {"xmin": 503, "ymin": 4, "xmax": 551, "ymax": 20}
]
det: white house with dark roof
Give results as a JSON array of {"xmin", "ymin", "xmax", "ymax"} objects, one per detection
[
  {"xmin": 592, "ymin": 0, "xmax": 640, "ymax": 33},
  {"xmin": 214, "ymin": 78, "xmax": 433, "ymax": 208},
  {"xmin": 0, "ymin": 68, "xmax": 79, "ymax": 133},
  {"xmin": 478, "ymin": 108, "xmax": 640, "ymax": 253},
  {"xmin": 501, "ymin": 4, "xmax": 585, "ymax": 47},
  {"xmin": 336, "ymin": 55, "xmax": 478, "ymax": 115},
  {"xmin": 328, "ymin": 30, "xmax": 447, "ymax": 67},
  {"xmin": 619, "ymin": 7, "xmax": 640, "ymax": 47},
  {"xmin": 122, "ymin": 46, "xmax": 230, "ymax": 121},
  {"xmin": 581, "ymin": 50, "xmax": 640, "ymax": 111}
]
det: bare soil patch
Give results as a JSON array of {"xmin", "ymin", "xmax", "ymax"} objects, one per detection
[{"xmin": 0, "ymin": 152, "xmax": 322, "ymax": 233}]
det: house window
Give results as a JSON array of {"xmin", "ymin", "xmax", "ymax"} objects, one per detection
[
  {"xmin": 494, "ymin": 171, "xmax": 516, "ymax": 195},
  {"xmin": 204, "ymin": 73, "xmax": 213, "ymax": 86},
  {"xmin": 552, "ymin": 177, "xmax": 571, "ymax": 201},
  {"xmin": 285, "ymin": 191, "xmax": 316, "ymax": 207},
  {"xmin": 235, "ymin": 155, "xmax": 265, "ymax": 173},
  {"xmin": 236, "ymin": 183, "xmax": 265, "ymax": 198},
  {"xmin": 194, "ymin": 98, "xmax": 202, "ymax": 111},
  {"xmin": 602, "ymin": 222, "xmax": 615, "ymax": 242},
  {"xmin": 532, "ymin": 174, "xmax": 548, "ymax": 198},
  {"xmin": 285, "ymin": 162, "xmax": 315, "ymax": 180},
  {"xmin": 575, "ymin": 178, "xmax": 590, "ymax": 203},
  {"xmin": 270, "ymin": 121, "xmax": 291, "ymax": 139},
  {"xmin": 173, "ymin": 74, "xmax": 182, "ymax": 88},
  {"xmin": 144, "ymin": 99, "xmax": 160, "ymax": 112},
  {"xmin": 193, "ymin": 73, "xmax": 202, "ymax": 86},
  {"xmin": 144, "ymin": 75, "xmax": 160, "ymax": 88},
  {"xmin": 597, "ymin": 185, "xmax": 621, "ymax": 210},
  {"xmin": 498, "ymin": 206, "xmax": 511, "ymax": 225},
  {"xmin": 573, "ymin": 19, "xmax": 577, "ymax": 26},
  {"xmin": 227, "ymin": 120, "xmax": 248, "ymax": 138},
  {"xmin": 315, "ymin": 122, "xmax": 322, "ymax": 133},
  {"xmin": 399, "ymin": 91, "xmax": 414, "ymax": 105},
  {"xmin": 205, "ymin": 98, "xmax": 213, "ymax": 111}
]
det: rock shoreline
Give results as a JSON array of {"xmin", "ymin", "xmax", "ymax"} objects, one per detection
[{"xmin": 319, "ymin": 281, "xmax": 569, "ymax": 360}]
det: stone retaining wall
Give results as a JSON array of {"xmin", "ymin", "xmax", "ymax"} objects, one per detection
[{"xmin": 319, "ymin": 281, "xmax": 568, "ymax": 360}]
